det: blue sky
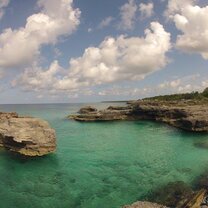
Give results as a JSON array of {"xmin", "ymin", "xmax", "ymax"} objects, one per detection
[{"xmin": 0, "ymin": 0, "xmax": 208, "ymax": 104}]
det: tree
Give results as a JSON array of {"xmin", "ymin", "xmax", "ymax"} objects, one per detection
[{"xmin": 202, "ymin": 87, "xmax": 208, "ymax": 97}]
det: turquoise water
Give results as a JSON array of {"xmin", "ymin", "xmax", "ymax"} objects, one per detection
[{"xmin": 0, "ymin": 103, "xmax": 208, "ymax": 208}]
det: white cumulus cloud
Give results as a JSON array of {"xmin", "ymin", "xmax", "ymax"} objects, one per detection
[
  {"xmin": 13, "ymin": 22, "xmax": 171, "ymax": 93},
  {"xmin": 12, "ymin": 60, "xmax": 62, "ymax": 91},
  {"xmin": 0, "ymin": 0, "xmax": 80, "ymax": 68},
  {"xmin": 165, "ymin": 0, "xmax": 195, "ymax": 17},
  {"xmin": 165, "ymin": 0, "xmax": 208, "ymax": 59}
]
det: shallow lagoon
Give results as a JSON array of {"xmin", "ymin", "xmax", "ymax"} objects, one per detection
[{"xmin": 0, "ymin": 103, "xmax": 208, "ymax": 208}]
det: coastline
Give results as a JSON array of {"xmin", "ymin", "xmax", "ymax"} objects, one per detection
[
  {"xmin": 69, "ymin": 99, "xmax": 208, "ymax": 132},
  {"xmin": 69, "ymin": 91, "xmax": 208, "ymax": 207},
  {"xmin": 0, "ymin": 102, "xmax": 208, "ymax": 207}
]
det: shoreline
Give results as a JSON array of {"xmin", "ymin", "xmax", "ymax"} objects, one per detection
[
  {"xmin": 69, "ymin": 99, "xmax": 208, "ymax": 132},
  {"xmin": 69, "ymin": 95, "xmax": 208, "ymax": 207}
]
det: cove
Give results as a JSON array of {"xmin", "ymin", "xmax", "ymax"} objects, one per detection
[{"xmin": 0, "ymin": 103, "xmax": 208, "ymax": 208}]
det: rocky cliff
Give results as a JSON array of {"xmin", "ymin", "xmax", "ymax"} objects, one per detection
[
  {"xmin": 0, "ymin": 112, "xmax": 56, "ymax": 156},
  {"xmin": 69, "ymin": 100, "xmax": 208, "ymax": 132}
]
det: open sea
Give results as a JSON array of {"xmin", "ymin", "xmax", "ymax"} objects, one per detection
[{"xmin": 0, "ymin": 103, "xmax": 208, "ymax": 208}]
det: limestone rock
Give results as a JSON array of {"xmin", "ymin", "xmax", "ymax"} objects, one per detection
[
  {"xmin": 122, "ymin": 201, "xmax": 168, "ymax": 208},
  {"xmin": 69, "ymin": 100, "xmax": 208, "ymax": 132},
  {"xmin": 0, "ymin": 112, "xmax": 56, "ymax": 156},
  {"xmin": 107, "ymin": 106, "xmax": 132, "ymax": 111},
  {"xmin": 78, "ymin": 106, "xmax": 97, "ymax": 114},
  {"xmin": 0, "ymin": 112, "xmax": 18, "ymax": 119},
  {"xmin": 180, "ymin": 189, "xmax": 207, "ymax": 208}
]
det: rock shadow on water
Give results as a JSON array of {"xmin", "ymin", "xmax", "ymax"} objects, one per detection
[
  {"xmin": 193, "ymin": 169, "xmax": 208, "ymax": 190},
  {"xmin": 140, "ymin": 168, "xmax": 208, "ymax": 208},
  {"xmin": 145, "ymin": 181, "xmax": 194, "ymax": 208},
  {"xmin": 3, "ymin": 150, "xmax": 59, "ymax": 165},
  {"xmin": 194, "ymin": 140, "xmax": 208, "ymax": 150}
]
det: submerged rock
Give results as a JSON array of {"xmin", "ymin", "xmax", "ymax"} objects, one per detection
[
  {"xmin": 0, "ymin": 112, "xmax": 56, "ymax": 156},
  {"xmin": 69, "ymin": 100, "xmax": 208, "ymax": 132},
  {"xmin": 194, "ymin": 170, "xmax": 208, "ymax": 190},
  {"xmin": 194, "ymin": 141, "xmax": 208, "ymax": 149},
  {"xmin": 123, "ymin": 188, "xmax": 208, "ymax": 208},
  {"xmin": 143, "ymin": 180, "xmax": 208, "ymax": 208},
  {"xmin": 123, "ymin": 201, "xmax": 168, "ymax": 208},
  {"xmin": 182, "ymin": 189, "xmax": 207, "ymax": 208},
  {"xmin": 148, "ymin": 181, "xmax": 194, "ymax": 208}
]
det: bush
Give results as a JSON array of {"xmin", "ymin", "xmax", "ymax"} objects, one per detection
[
  {"xmin": 144, "ymin": 89, "xmax": 208, "ymax": 101},
  {"xmin": 202, "ymin": 87, "xmax": 208, "ymax": 98}
]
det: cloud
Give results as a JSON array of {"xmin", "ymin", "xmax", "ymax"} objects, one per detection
[
  {"xmin": 165, "ymin": 0, "xmax": 208, "ymax": 59},
  {"xmin": 159, "ymin": 79, "xmax": 181, "ymax": 89},
  {"xmin": 98, "ymin": 86, "xmax": 150, "ymax": 97},
  {"xmin": 158, "ymin": 74, "xmax": 203, "ymax": 93},
  {"xmin": 202, "ymin": 80, "xmax": 208, "ymax": 88},
  {"xmin": 13, "ymin": 22, "xmax": 171, "ymax": 93},
  {"xmin": 87, "ymin": 28, "xmax": 92, "ymax": 33},
  {"xmin": 0, "ymin": 0, "xmax": 9, "ymax": 20},
  {"xmin": 12, "ymin": 60, "xmax": 62, "ymax": 92},
  {"xmin": 165, "ymin": 0, "xmax": 195, "ymax": 17},
  {"xmin": 98, "ymin": 16, "xmax": 114, "ymax": 29},
  {"xmin": 98, "ymin": 74, "xmax": 208, "ymax": 98},
  {"xmin": 0, "ymin": 70, "xmax": 5, "ymax": 79},
  {"xmin": 118, "ymin": 0, "xmax": 138, "ymax": 30},
  {"xmin": 139, "ymin": 2, "xmax": 154, "ymax": 19},
  {"xmin": 0, "ymin": 0, "xmax": 80, "ymax": 68}
]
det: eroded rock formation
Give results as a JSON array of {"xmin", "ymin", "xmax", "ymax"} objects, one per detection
[
  {"xmin": 69, "ymin": 100, "xmax": 208, "ymax": 132},
  {"xmin": 0, "ymin": 112, "xmax": 56, "ymax": 156},
  {"xmin": 78, "ymin": 106, "xmax": 97, "ymax": 114}
]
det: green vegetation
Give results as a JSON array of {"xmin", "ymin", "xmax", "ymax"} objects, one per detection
[
  {"xmin": 202, "ymin": 87, "xmax": 208, "ymax": 97},
  {"xmin": 144, "ymin": 88, "xmax": 208, "ymax": 101}
]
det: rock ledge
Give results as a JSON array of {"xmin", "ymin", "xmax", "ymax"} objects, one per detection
[
  {"xmin": 69, "ymin": 100, "xmax": 208, "ymax": 132},
  {"xmin": 0, "ymin": 112, "xmax": 56, "ymax": 156}
]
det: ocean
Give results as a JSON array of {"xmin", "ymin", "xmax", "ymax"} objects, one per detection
[{"xmin": 0, "ymin": 103, "xmax": 208, "ymax": 208}]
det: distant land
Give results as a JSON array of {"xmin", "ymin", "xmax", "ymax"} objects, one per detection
[
  {"xmin": 101, "ymin": 100, "xmax": 130, "ymax": 103},
  {"xmin": 102, "ymin": 88, "xmax": 208, "ymax": 104},
  {"xmin": 70, "ymin": 87, "xmax": 208, "ymax": 132}
]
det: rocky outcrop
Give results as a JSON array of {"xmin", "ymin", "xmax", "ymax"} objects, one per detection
[
  {"xmin": 0, "ymin": 112, "xmax": 56, "ymax": 156},
  {"xmin": 69, "ymin": 100, "xmax": 208, "ymax": 132},
  {"xmin": 183, "ymin": 189, "xmax": 207, "ymax": 208},
  {"xmin": 123, "ymin": 184, "xmax": 208, "ymax": 208},
  {"xmin": 78, "ymin": 106, "xmax": 97, "ymax": 114},
  {"xmin": 69, "ymin": 105, "xmax": 134, "ymax": 121},
  {"xmin": 69, "ymin": 100, "xmax": 208, "ymax": 207}
]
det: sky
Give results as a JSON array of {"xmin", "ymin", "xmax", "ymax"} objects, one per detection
[{"xmin": 0, "ymin": 0, "xmax": 208, "ymax": 104}]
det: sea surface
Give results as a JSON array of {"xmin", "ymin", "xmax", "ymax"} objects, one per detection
[{"xmin": 0, "ymin": 103, "xmax": 208, "ymax": 208}]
